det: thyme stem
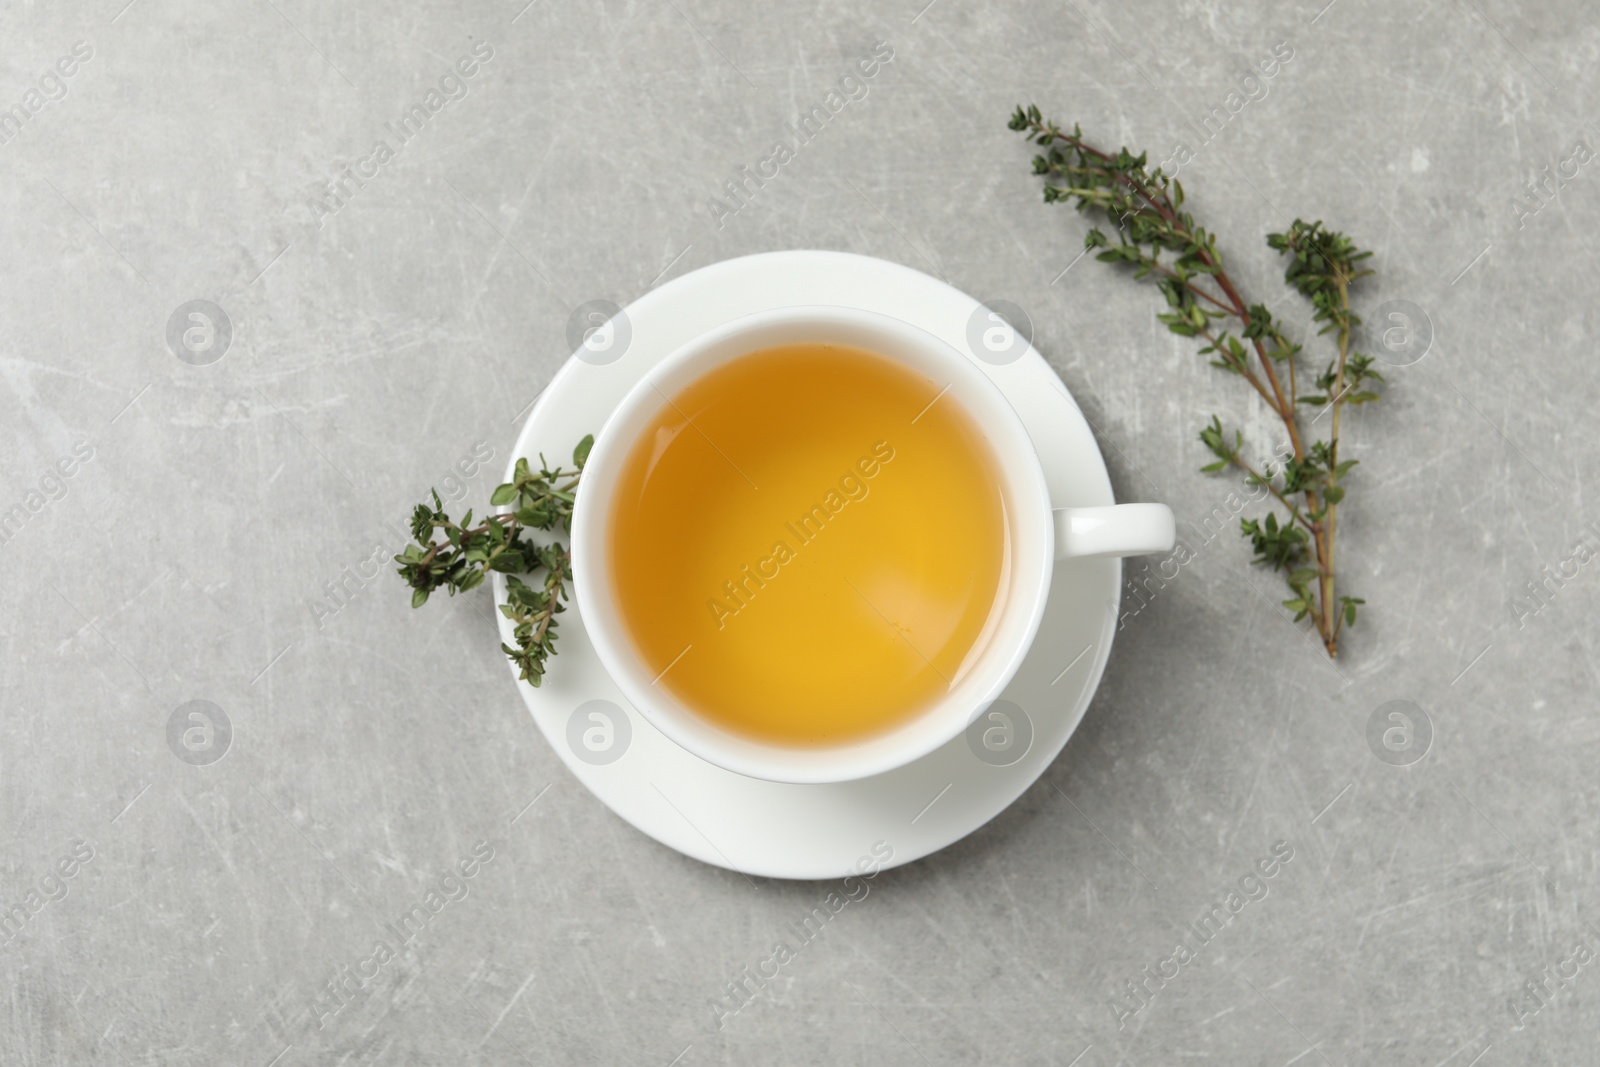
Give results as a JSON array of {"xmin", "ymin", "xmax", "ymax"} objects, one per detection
[
  {"xmin": 1012, "ymin": 105, "xmax": 1382, "ymax": 657},
  {"xmin": 395, "ymin": 435, "xmax": 594, "ymax": 686}
]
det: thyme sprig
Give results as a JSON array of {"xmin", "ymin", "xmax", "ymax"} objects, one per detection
[
  {"xmin": 396, "ymin": 434, "xmax": 593, "ymax": 686},
  {"xmin": 1010, "ymin": 105, "xmax": 1383, "ymax": 657}
]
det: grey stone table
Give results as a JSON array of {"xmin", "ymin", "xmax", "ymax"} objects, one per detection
[{"xmin": 3, "ymin": 0, "xmax": 1595, "ymax": 1063}]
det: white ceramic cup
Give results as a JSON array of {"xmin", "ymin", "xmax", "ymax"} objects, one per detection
[{"xmin": 572, "ymin": 306, "xmax": 1174, "ymax": 784}]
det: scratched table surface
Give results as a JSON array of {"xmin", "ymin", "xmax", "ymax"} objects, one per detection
[{"xmin": 3, "ymin": 0, "xmax": 1597, "ymax": 1063}]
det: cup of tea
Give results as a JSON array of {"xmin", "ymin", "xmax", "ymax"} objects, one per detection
[{"xmin": 571, "ymin": 305, "xmax": 1174, "ymax": 784}]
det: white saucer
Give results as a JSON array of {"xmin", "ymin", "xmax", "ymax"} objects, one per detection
[{"xmin": 495, "ymin": 251, "xmax": 1122, "ymax": 880}]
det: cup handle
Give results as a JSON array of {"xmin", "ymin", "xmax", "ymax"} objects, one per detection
[{"xmin": 1054, "ymin": 504, "xmax": 1176, "ymax": 560}]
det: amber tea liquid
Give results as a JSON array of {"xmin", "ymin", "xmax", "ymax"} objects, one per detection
[{"xmin": 608, "ymin": 343, "xmax": 1009, "ymax": 746}]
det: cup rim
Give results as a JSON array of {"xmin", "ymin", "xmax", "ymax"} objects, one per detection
[{"xmin": 571, "ymin": 304, "xmax": 1055, "ymax": 784}]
